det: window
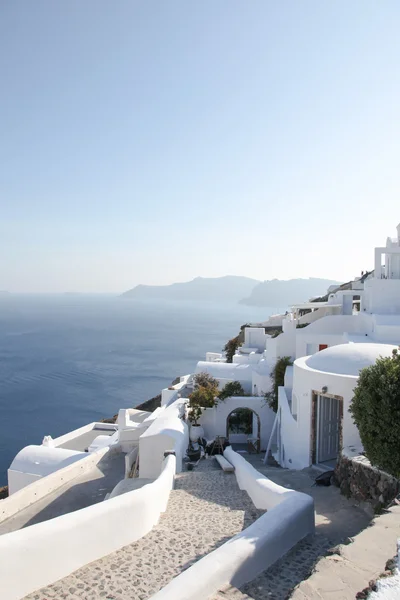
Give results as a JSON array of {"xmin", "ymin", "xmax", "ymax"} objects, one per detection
[{"xmin": 319, "ymin": 344, "xmax": 328, "ymax": 351}]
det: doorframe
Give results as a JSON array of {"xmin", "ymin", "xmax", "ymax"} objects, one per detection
[
  {"xmin": 310, "ymin": 390, "xmax": 343, "ymax": 465},
  {"xmin": 226, "ymin": 407, "xmax": 261, "ymax": 451}
]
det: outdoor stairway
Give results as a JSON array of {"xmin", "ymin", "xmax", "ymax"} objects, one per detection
[{"xmin": 23, "ymin": 459, "xmax": 264, "ymax": 600}]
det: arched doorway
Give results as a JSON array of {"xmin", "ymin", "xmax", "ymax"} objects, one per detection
[{"xmin": 226, "ymin": 408, "xmax": 261, "ymax": 452}]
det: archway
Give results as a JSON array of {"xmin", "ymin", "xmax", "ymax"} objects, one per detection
[{"xmin": 226, "ymin": 408, "xmax": 261, "ymax": 452}]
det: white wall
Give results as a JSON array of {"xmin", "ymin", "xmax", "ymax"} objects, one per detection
[
  {"xmin": 149, "ymin": 449, "xmax": 314, "ymax": 600},
  {"xmin": 364, "ymin": 278, "xmax": 400, "ymax": 314},
  {"xmin": 0, "ymin": 455, "xmax": 176, "ymax": 600},
  {"xmin": 277, "ymin": 359, "xmax": 362, "ymax": 469},
  {"xmin": 51, "ymin": 422, "xmax": 117, "ymax": 448},
  {"xmin": 244, "ymin": 327, "xmax": 266, "ymax": 352},
  {"xmin": 294, "ymin": 314, "xmax": 371, "ymax": 359},
  {"xmin": 199, "ymin": 396, "xmax": 275, "ymax": 451},
  {"xmin": 139, "ymin": 399, "xmax": 189, "ymax": 479}
]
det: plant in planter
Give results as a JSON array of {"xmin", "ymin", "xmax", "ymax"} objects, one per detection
[{"xmin": 188, "ymin": 377, "xmax": 219, "ymax": 442}]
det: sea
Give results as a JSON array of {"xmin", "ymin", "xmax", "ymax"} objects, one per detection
[{"xmin": 0, "ymin": 295, "xmax": 275, "ymax": 485}]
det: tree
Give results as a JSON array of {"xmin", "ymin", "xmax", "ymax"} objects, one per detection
[
  {"xmin": 188, "ymin": 385, "xmax": 218, "ymax": 425},
  {"xmin": 223, "ymin": 335, "xmax": 241, "ymax": 363},
  {"xmin": 218, "ymin": 380, "xmax": 245, "ymax": 401},
  {"xmin": 349, "ymin": 349, "xmax": 400, "ymax": 477},
  {"xmin": 264, "ymin": 356, "xmax": 293, "ymax": 413},
  {"xmin": 193, "ymin": 372, "xmax": 219, "ymax": 391}
]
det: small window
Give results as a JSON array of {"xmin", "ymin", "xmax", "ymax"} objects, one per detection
[{"xmin": 319, "ymin": 344, "xmax": 328, "ymax": 351}]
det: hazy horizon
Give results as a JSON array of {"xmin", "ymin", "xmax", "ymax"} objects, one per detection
[
  {"xmin": 2, "ymin": 1, "xmax": 399, "ymax": 293},
  {"xmin": 0, "ymin": 274, "xmax": 343, "ymax": 296}
]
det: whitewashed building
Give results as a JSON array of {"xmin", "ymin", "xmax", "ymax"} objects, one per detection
[{"xmin": 196, "ymin": 223, "xmax": 400, "ymax": 470}]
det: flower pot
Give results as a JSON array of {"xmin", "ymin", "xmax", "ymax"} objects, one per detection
[{"xmin": 190, "ymin": 424, "xmax": 204, "ymax": 443}]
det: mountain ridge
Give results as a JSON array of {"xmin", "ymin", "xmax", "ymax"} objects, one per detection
[
  {"xmin": 240, "ymin": 277, "xmax": 341, "ymax": 307},
  {"xmin": 122, "ymin": 275, "xmax": 259, "ymax": 303},
  {"xmin": 122, "ymin": 275, "xmax": 341, "ymax": 306}
]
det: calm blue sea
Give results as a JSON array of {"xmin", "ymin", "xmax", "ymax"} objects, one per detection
[{"xmin": 0, "ymin": 295, "xmax": 273, "ymax": 485}]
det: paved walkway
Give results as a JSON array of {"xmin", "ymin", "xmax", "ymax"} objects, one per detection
[
  {"xmin": 22, "ymin": 451, "xmax": 388, "ymax": 600},
  {"xmin": 24, "ymin": 458, "xmax": 264, "ymax": 600}
]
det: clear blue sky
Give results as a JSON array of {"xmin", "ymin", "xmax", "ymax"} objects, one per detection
[{"xmin": 1, "ymin": 1, "xmax": 400, "ymax": 292}]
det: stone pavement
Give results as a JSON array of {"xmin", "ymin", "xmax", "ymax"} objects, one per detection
[
  {"xmin": 23, "ymin": 451, "xmax": 390, "ymax": 600},
  {"xmin": 291, "ymin": 505, "xmax": 400, "ymax": 600},
  {"xmin": 24, "ymin": 458, "xmax": 264, "ymax": 600},
  {"xmin": 212, "ymin": 453, "xmax": 400, "ymax": 600}
]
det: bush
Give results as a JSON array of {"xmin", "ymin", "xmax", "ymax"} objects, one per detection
[
  {"xmin": 218, "ymin": 380, "xmax": 245, "ymax": 401},
  {"xmin": 349, "ymin": 349, "xmax": 400, "ymax": 477},
  {"xmin": 188, "ymin": 375, "xmax": 219, "ymax": 424},
  {"xmin": 264, "ymin": 356, "xmax": 293, "ymax": 413},
  {"xmin": 193, "ymin": 372, "xmax": 219, "ymax": 390},
  {"xmin": 223, "ymin": 335, "xmax": 241, "ymax": 363}
]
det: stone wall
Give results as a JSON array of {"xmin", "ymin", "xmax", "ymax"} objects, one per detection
[{"xmin": 335, "ymin": 450, "xmax": 400, "ymax": 510}]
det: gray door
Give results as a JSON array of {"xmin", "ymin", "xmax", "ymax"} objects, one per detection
[{"xmin": 317, "ymin": 395, "xmax": 341, "ymax": 463}]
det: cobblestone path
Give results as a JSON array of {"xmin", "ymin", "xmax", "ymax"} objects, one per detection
[{"xmin": 25, "ymin": 459, "xmax": 264, "ymax": 600}]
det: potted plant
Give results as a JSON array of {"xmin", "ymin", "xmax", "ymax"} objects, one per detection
[
  {"xmin": 187, "ymin": 372, "xmax": 219, "ymax": 442},
  {"xmin": 188, "ymin": 404, "xmax": 204, "ymax": 442}
]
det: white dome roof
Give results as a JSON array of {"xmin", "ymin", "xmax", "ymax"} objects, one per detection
[{"xmin": 305, "ymin": 343, "xmax": 397, "ymax": 376}]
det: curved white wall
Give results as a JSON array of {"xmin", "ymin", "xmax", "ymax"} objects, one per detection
[
  {"xmin": 149, "ymin": 449, "xmax": 314, "ymax": 600},
  {"xmin": 8, "ymin": 445, "xmax": 86, "ymax": 494},
  {"xmin": 0, "ymin": 455, "xmax": 176, "ymax": 600},
  {"xmin": 278, "ymin": 358, "xmax": 362, "ymax": 469}
]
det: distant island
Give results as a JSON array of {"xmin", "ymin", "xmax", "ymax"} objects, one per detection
[
  {"xmin": 240, "ymin": 277, "xmax": 341, "ymax": 307},
  {"xmin": 122, "ymin": 276, "xmax": 259, "ymax": 304},
  {"xmin": 122, "ymin": 276, "xmax": 341, "ymax": 307}
]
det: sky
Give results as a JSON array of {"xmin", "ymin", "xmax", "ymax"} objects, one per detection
[{"xmin": 1, "ymin": 1, "xmax": 400, "ymax": 293}]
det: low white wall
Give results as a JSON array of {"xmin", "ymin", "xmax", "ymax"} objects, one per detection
[
  {"xmin": 51, "ymin": 422, "xmax": 117, "ymax": 448},
  {"xmin": 0, "ymin": 455, "xmax": 176, "ymax": 600},
  {"xmin": 139, "ymin": 399, "xmax": 189, "ymax": 479},
  {"xmin": 0, "ymin": 447, "xmax": 110, "ymax": 524},
  {"xmin": 149, "ymin": 449, "xmax": 314, "ymax": 600}
]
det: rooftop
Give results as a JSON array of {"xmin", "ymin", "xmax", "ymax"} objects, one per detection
[{"xmin": 304, "ymin": 343, "xmax": 397, "ymax": 376}]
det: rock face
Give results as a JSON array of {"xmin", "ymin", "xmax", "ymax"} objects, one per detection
[
  {"xmin": 0, "ymin": 486, "xmax": 8, "ymax": 499},
  {"xmin": 335, "ymin": 454, "xmax": 400, "ymax": 510}
]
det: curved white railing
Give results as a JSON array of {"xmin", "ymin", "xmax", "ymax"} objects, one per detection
[
  {"xmin": 0, "ymin": 455, "xmax": 176, "ymax": 600},
  {"xmin": 149, "ymin": 449, "xmax": 314, "ymax": 600}
]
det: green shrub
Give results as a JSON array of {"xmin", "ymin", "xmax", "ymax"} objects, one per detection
[
  {"xmin": 188, "ymin": 374, "xmax": 219, "ymax": 424},
  {"xmin": 218, "ymin": 380, "xmax": 245, "ymax": 401},
  {"xmin": 264, "ymin": 356, "xmax": 293, "ymax": 413},
  {"xmin": 296, "ymin": 323, "xmax": 309, "ymax": 329},
  {"xmin": 223, "ymin": 335, "xmax": 241, "ymax": 362},
  {"xmin": 349, "ymin": 349, "xmax": 400, "ymax": 477}
]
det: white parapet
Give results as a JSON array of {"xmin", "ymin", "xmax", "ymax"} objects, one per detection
[{"xmin": 0, "ymin": 454, "xmax": 176, "ymax": 600}]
